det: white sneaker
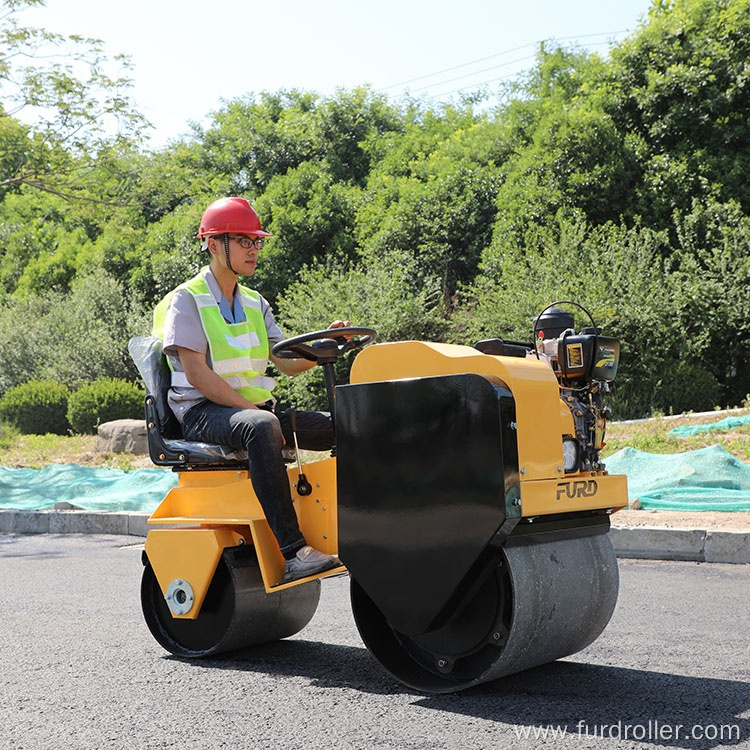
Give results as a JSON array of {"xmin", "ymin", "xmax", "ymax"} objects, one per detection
[{"xmin": 283, "ymin": 545, "xmax": 340, "ymax": 583}]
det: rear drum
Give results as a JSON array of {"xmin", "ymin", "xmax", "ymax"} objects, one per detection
[{"xmin": 141, "ymin": 547, "xmax": 321, "ymax": 658}]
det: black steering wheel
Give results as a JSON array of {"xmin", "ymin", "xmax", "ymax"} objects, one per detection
[{"xmin": 272, "ymin": 327, "xmax": 377, "ymax": 364}]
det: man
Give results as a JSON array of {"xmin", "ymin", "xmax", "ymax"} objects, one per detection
[{"xmin": 154, "ymin": 196, "xmax": 346, "ymax": 583}]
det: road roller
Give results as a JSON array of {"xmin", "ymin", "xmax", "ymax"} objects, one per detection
[{"xmin": 129, "ymin": 301, "xmax": 627, "ymax": 693}]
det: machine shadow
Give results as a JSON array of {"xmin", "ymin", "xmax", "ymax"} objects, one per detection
[
  {"xmin": 416, "ymin": 660, "xmax": 750, "ymax": 750},
  {"xmin": 0, "ymin": 533, "xmax": 67, "ymax": 559},
  {"xmin": 168, "ymin": 640, "xmax": 749, "ymax": 749},
  {"xmin": 167, "ymin": 638, "xmax": 412, "ymax": 696}
]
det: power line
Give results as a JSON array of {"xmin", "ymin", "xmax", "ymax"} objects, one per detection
[
  {"xmin": 426, "ymin": 39, "xmax": 618, "ymax": 99},
  {"xmin": 376, "ymin": 29, "xmax": 632, "ymax": 95},
  {"xmin": 377, "ymin": 42, "xmax": 539, "ymax": 91},
  {"xmin": 407, "ymin": 53, "xmax": 536, "ymax": 95}
]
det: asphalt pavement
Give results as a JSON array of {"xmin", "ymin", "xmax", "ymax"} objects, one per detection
[{"xmin": 1, "ymin": 533, "xmax": 748, "ymax": 750}]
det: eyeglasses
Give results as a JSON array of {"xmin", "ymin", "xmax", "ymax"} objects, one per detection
[{"xmin": 227, "ymin": 235, "xmax": 265, "ymax": 250}]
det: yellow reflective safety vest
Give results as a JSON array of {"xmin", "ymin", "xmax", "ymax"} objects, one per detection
[{"xmin": 152, "ymin": 268, "xmax": 275, "ymax": 404}]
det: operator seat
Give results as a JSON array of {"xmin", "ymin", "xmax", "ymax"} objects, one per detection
[{"xmin": 128, "ymin": 336, "xmax": 247, "ymax": 469}]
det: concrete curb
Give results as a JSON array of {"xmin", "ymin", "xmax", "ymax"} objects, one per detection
[
  {"xmin": 1, "ymin": 509, "xmax": 748, "ymax": 564},
  {"xmin": 0, "ymin": 509, "xmax": 150, "ymax": 537},
  {"xmin": 610, "ymin": 525, "xmax": 750, "ymax": 564}
]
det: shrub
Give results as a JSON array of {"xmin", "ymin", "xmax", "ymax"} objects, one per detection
[
  {"xmin": 0, "ymin": 380, "xmax": 70, "ymax": 435},
  {"xmin": 0, "ymin": 269, "xmax": 148, "ymax": 395},
  {"xmin": 67, "ymin": 378, "xmax": 145, "ymax": 434},
  {"xmin": 653, "ymin": 361, "xmax": 721, "ymax": 416}
]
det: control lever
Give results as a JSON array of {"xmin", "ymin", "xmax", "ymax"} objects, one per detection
[{"xmin": 289, "ymin": 410, "xmax": 312, "ymax": 496}]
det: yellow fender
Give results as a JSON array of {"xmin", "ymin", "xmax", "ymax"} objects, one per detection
[{"xmin": 145, "ymin": 457, "xmax": 341, "ymax": 618}]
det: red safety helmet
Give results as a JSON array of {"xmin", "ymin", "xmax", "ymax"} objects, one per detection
[{"xmin": 197, "ymin": 197, "xmax": 272, "ymax": 238}]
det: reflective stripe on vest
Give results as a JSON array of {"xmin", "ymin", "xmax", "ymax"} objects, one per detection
[{"xmin": 153, "ymin": 268, "xmax": 275, "ymax": 404}]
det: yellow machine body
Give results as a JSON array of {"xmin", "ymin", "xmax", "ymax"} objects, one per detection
[
  {"xmin": 144, "ymin": 340, "xmax": 627, "ymax": 618},
  {"xmin": 140, "ymin": 336, "xmax": 627, "ymax": 690},
  {"xmin": 349, "ymin": 340, "xmax": 627, "ymax": 519}
]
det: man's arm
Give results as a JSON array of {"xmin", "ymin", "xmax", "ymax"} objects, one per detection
[
  {"xmin": 177, "ymin": 346, "xmax": 259, "ymax": 409},
  {"xmin": 270, "ymin": 352, "xmax": 316, "ymax": 376},
  {"xmin": 269, "ymin": 319, "xmax": 352, "ymax": 376}
]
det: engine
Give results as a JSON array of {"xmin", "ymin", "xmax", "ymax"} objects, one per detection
[{"xmin": 475, "ymin": 301, "xmax": 620, "ymax": 474}]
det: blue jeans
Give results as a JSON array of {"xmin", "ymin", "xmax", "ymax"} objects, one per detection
[{"xmin": 181, "ymin": 401, "xmax": 334, "ymax": 557}]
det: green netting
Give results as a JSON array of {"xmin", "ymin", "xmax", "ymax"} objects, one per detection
[
  {"xmin": 667, "ymin": 415, "xmax": 750, "ymax": 437},
  {"xmin": 0, "ymin": 464, "xmax": 177, "ymax": 512},
  {"xmin": 604, "ymin": 445, "xmax": 750, "ymax": 511},
  {"xmin": 3, "ymin": 445, "xmax": 749, "ymax": 514}
]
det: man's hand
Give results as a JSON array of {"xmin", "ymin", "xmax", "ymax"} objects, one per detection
[
  {"xmin": 328, "ymin": 319, "xmax": 351, "ymax": 329},
  {"xmin": 328, "ymin": 319, "xmax": 352, "ymax": 338}
]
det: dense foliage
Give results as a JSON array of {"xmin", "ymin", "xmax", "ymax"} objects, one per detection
[{"xmin": 1, "ymin": 0, "xmax": 749, "ymax": 419}]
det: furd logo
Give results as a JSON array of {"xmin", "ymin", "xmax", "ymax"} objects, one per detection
[{"xmin": 556, "ymin": 479, "xmax": 599, "ymax": 500}]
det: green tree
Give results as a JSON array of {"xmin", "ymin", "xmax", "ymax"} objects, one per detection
[
  {"xmin": 0, "ymin": 267, "xmax": 145, "ymax": 395},
  {"xmin": 199, "ymin": 87, "xmax": 402, "ymax": 196},
  {"xmin": 272, "ymin": 250, "xmax": 443, "ymax": 409},
  {"xmin": 129, "ymin": 206, "xmax": 207, "ymax": 307},
  {"xmin": 0, "ymin": 0, "xmax": 148, "ymax": 199},
  {"xmin": 668, "ymin": 200, "xmax": 750, "ymax": 404},
  {"xmin": 606, "ymin": 0, "xmax": 750, "ymax": 220},
  {"xmin": 199, "ymin": 90, "xmax": 320, "ymax": 195},
  {"xmin": 357, "ymin": 103, "xmax": 505, "ymax": 307},
  {"xmin": 253, "ymin": 162, "xmax": 361, "ymax": 303}
]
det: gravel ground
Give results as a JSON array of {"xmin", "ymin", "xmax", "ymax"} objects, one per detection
[{"xmin": 612, "ymin": 508, "xmax": 750, "ymax": 531}]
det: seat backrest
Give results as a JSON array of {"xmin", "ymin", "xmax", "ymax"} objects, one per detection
[
  {"xmin": 128, "ymin": 336, "xmax": 182, "ymax": 439},
  {"xmin": 128, "ymin": 335, "xmax": 248, "ymax": 467}
]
